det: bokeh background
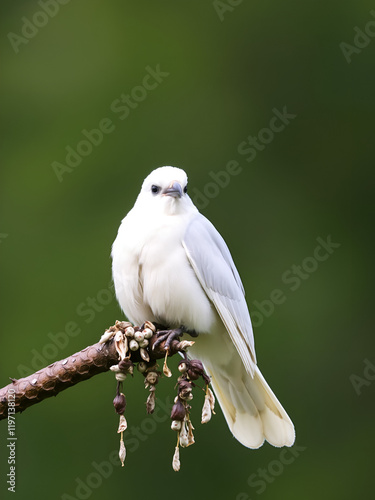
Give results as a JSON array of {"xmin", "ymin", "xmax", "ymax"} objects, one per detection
[{"xmin": 0, "ymin": 1, "xmax": 373, "ymax": 499}]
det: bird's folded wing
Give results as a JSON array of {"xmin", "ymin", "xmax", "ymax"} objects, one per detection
[{"xmin": 182, "ymin": 214, "xmax": 256, "ymax": 376}]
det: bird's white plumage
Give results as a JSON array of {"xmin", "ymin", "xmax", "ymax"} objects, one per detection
[
  {"xmin": 112, "ymin": 166, "xmax": 295, "ymax": 448},
  {"xmin": 182, "ymin": 214, "xmax": 256, "ymax": 376}
]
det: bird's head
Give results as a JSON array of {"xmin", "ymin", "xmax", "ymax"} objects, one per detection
[{"xmin": 136, "ymin": 166, "xmax": 195, "ymax": 216}]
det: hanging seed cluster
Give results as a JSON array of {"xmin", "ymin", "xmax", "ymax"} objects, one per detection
[
  {"xmin": 101, "ymin": 320, "xmax": 215, "ymax": 471},
  {"xmin": 170, "ymin": 359, "xmax": 215, "ymax": 471}
]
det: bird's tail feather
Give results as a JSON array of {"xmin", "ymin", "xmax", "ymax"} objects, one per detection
[{"xmin": 206, "ymin": 362, "xmax": 295, "ymax": 449}]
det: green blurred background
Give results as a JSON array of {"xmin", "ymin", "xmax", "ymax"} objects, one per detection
[{"xmin": 0, "ymin": 1, "xmax": 372, "ymax": 499}]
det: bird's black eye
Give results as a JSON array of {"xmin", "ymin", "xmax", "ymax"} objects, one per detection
[
  {"xmin": 183, "ymin": 185, "xmax": 188, "ymax": 194},
  {"xmin": 151, "ymin": 185, "xmax": 160, "ymax": 195}
]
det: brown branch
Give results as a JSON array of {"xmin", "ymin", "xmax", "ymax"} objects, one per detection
[{"xmin": 0, "ymin": 324, "xmax": 185, "ymax": 421}]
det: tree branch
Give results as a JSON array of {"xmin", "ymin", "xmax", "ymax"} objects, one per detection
[{"xmin": 0, "ymin": 323, "xmax": 188, "ymax": 421}]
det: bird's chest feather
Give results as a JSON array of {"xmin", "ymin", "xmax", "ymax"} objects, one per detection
[{"xmin": 113, "ymin": 212, "xmax": 215, "ymax": 332}]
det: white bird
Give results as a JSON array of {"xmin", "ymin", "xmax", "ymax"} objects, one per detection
[{"xmin": 112, "ymin": 166, "xmax": 295, "ymax": 448}]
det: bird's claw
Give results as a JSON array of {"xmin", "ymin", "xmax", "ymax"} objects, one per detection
[{"xmin": 153, "ymin": 327, "xmax": 185, "ymax": 351}]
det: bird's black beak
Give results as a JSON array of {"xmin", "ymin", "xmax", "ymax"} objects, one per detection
[{"xmin": 162, "ymin": 181, "xmax": 183, "ymax": 198}]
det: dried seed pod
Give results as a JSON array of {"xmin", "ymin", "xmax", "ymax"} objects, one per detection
[
  {"xmin": 143, "ymin": 328, "xmax": 153, "ymax": 339},
  {"xmin": 115, "ymin": 372, "xmax": 127, "ymax": 382},
  {"xmin": 129, "ymin": 339, "xmax": 139, "ymax": 351},
  {"xmin": 207, "ymin": 387, "xmax": 216, "ymax": 413},
  {"xmin": 163, "ymin": 355, "xmax": 172, "ymax": 378},
  {"xmin": 117, "ymin": 321, "xmax": 132, "ymax": 330},
  {"xmin": 188, "ymin": 359, "xmax": 205, "ymax": 372},
  {"xmin": 125, "ymin": 327, "xmax": 135, "ymax": 337},
  {"xmin": 179, "ymin": 435, "xmax": 189, "ymax": 448},
  {"xmin": 172, "ymin": 445, "xmax": 180, "ymax": 472},
  {"xmin": 114, "ymin": 330, "xmax": 127, "ymax": 360},
  {"xmin": 137, "ymin": 361, "xmax": 148, "ymax": 373},
  {"xmin": 134, "ymin": 331, "xmax": 145, "ymax": 343},
  {"xmin": 201, "ymin": 394, "xmax": 211, "ymax": 424},
  {"xmin": 177, "ymin": 340, "xmax": 195, "ymax": 351},
  {"xmin": 145, "ymin": 371, "xmax": 158, "ymax": 385},
  {"xmin": 178, "ymin": 361, "xmax": 187, "ymax": 373},
  {"xmin": 119, "ymin": 438, "xmax": 126, "ymax": 467},
  {"xmin": 113, "ymin": 392, "xmax": 126, "ymax": 415},
  {"xmin": 178, "ymin": 379, "xmax": 192, "ymax": 391},
  {"xmin": 117, "ymin": 414, "xmax": 128, "ymax": 433},
  {"xmin": 187, "ymin": 359, "xmax": 205, "ymax": 380},
  {"xmin": 187, "ymin": 368, "xmax": 200, "ymax": 381},
  {"xmin": 171, "ymin": 420, "xmax": 182, "ymax": 431},
  {"xmin": 118, "ymin": 358, "xmax": 134, "ymax": 374},
  {"xmin": 144, "ymin": 321, "xmax": 156, "ymax": 332},
  {"xmin": 138, "ymin": 338, "xmax": 149, "ymax": 348},
  {"xmin": 178, "ymin": 380, "xmax": 193, "ymax": 400},
  {"xmin": 179, "ymin": 421, "xmax": 189, "ymax": 448},
  {"xmin": 170, "ymin": 399, "xmax": 186, "ymax": 421},
  {"xmin": 187, "ymin": 419, "xmax": 195, "ymax": 447},
  {"xmin": 146, "ymin": 390, "xmax": 156, "ymax": 414},
  {"xmin": 99, "ymin": 329, "xmax": 115, "ymax": 344},
  {"xmin": 140, "ymin": 347, "xmax": 150, "ymax": 362}
]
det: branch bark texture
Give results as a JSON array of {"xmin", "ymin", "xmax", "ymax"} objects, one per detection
[{"xmin": 0, "ymin": 327, "xmax": 183, "ymax": 421}]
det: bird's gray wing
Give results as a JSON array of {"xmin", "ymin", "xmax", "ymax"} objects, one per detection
[{"xmin": 182, "ymin": 214, "xmax": 256, "ymax": 376}]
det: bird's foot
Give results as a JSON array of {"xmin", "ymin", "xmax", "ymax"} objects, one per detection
[
  {"xmin": 153, "ymin": 327, "xmax": 184, "ymax": 351},
  {"xmin": 153, "ymin": 326, "xmax": 198, "ymax": 351}
]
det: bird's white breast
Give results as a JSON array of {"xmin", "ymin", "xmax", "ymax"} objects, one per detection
[{"xmin": 112, "ymin": 208, "xmax": 216, "ymax": 332}]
